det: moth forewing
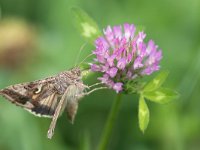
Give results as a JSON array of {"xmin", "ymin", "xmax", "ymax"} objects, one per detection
[
  {"xmin": 0, "ymin": 82, "xmax": 60, "ymax": 118},
  {"xmin": 0, "ymin": 85, "xmax": 35, "ymax": 109}
]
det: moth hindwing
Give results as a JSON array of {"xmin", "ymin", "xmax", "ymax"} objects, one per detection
[{"xmin": 0, "ymin": 67, "xmax": 87, "ymax": 139}]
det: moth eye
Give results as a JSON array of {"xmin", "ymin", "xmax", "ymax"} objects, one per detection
[{"xmin": 76, "ymin": 70, "xmax": 81, "ymax": 76}]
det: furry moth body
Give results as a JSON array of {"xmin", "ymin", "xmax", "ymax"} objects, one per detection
[{"xmin": 0, "ymin": 67, "xmax": 87, "ymax": 139}]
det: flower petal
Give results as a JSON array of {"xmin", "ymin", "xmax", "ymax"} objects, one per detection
[
  {"xmin": 113, "ymin": 82, "xmax": 123, "ymax": 93},
  {"xmin": 117, "ymin": 58, "xmax": 127, "ymax": 70},
  {"xmin": 106, "ymin": 67, "xmax": 118, "ymax": 78},
  {"xmin": 124, "ymin": 23, "xmax": 135, "ymax": 40},
  {"xmin": 104, "ymin": 26, "xmax": 114, "ymax": 46},
  {"xmin": 91, "ymin": 64, "xmax": 101, "ymax": 72},
  {"xmin": 113, "ymin": 25, "xmax": 122, "ymax": 39},
  {"xmin": 107, "ymin": 54, "xmax": 116, "ymax": 67},
  {"xmin": 134, "ymin": 56, "xmax": 144, "ymax": 69}
]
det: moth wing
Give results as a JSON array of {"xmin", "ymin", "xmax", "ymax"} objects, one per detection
[
  {"xmin": 65, "ymin": 84, "xmax": 85, "ymax": 123},
  {"xmin": 47, "ymin": 84, "xmax": 85, "ymax": 139},
  {"xmin": 0, "ymin": 79, "xmax": 61, "ymax": 118},
  {"xmin": 28, "ymin": 92, "xmax": 60, "ymax": 117}
]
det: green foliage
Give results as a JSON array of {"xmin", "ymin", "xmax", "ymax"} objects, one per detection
[
  {"xmin": 143, "ymin": 70, "xmax": 169, "ymax": 92},
  {"xmin": 138, "ymin": 95, "xmax": 149, "ymax": 133},
  {"xmin": 137, "ymin": 71, "xmax": 179, "ymax": 132},
  {"xmin": 71, "ymin": 7, "xmax": 101, "ymax": 44},
  {"xmin": 142, "ymin": 71, "xmax": 179, "ymax": 104},
  {"xmin": 143, "ymin": 88, "xmax": 179, "ymax": 104},
  {"xmin": 123, "ymin": 79, "xmax": 143, "ymax": 94}
]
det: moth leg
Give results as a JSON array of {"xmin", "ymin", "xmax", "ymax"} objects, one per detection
[
  {"xmin": 88, "ymin": 82, "xmax": 103, "ymax": 88},
  {"xmin": 76, "ymin": 87, "xmax": 108, "ymax": 98},
  {"xmin": 47, "ymin": 90, "xmax": 68, "ymax": 139},
  {"xmin": 85, "ymin": 87, "xmax": 108, "ymax": 95}
]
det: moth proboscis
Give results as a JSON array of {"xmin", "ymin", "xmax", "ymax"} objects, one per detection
[{"xmin": 0, "ymin": 67, "xmax": 90, "ymax": 139}]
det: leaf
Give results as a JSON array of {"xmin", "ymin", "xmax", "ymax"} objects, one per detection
[
  {"xmin": 71, "ymin": 7, "xmax": 101, "ymax": 43},
  {"xmin": 143, "ymin": 70, "xmax": 169, "ymax": 92},
  {"xmin": 138, "ymin": 95, "xmax": 149, "ymax": 133},
  {"xmin": 143, "ymin": 88, "xmax": 179, "ymax": 104}
]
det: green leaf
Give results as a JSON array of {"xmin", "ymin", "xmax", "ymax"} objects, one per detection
[
  {"xmin": 138, "ymin": 95, "xmax": 149, "ymax": 133},
  {"xmin": 143, "ymin": 88, "xmax": 179, "ymax": 104},
  {"xmin": 143, "ymin": 70, "xmax": 169, "ymax": 92},
  {"xmin": 71, "ymin": 7, "xmax": 101, "ymax": 43}
]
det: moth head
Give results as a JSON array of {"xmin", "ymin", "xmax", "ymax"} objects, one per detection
[{"xmin": 71, "ymin": 67, "xmax": 81, "ymax": 78}]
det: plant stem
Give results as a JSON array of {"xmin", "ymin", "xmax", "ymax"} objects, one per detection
[{"xmin": 97, "ymin": 93, "xmax": 122, "ymax": 150}]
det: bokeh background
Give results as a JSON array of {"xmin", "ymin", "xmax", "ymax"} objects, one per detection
[{"xmin": 0, "ymin": 0, "xmax": 200, "ymax": 150}]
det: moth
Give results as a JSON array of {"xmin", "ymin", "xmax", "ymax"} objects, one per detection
[{"xmin": 0, "ymin": 67, "xmax": 89, "ymax": 139}]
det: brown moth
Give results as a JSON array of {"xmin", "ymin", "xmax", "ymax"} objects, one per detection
[{"xmin": 0, "ymin": 67, "xmax": 88, "ymax": 139}]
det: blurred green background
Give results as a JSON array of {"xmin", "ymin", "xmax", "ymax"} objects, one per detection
[{"xmin": 0, "ymin": 0, "xmax": 200, "ymax": 150}]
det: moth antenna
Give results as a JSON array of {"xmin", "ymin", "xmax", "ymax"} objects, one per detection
[
  {"xmin": 78, "ymin": 53, "xmax": 94, "ymax": 67},
  {"xmin": 74, "ymin": 42, "xmax": 88, "ymax": 67}
]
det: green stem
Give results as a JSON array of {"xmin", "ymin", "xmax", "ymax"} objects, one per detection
[{"xmin": 97, "ymin": 93, "xmax": 123, "ymax": 150}]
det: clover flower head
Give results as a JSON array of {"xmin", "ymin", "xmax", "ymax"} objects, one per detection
[{"xmin": 91, "ymin": 23, "xmax": 162, "ymax": 93}]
